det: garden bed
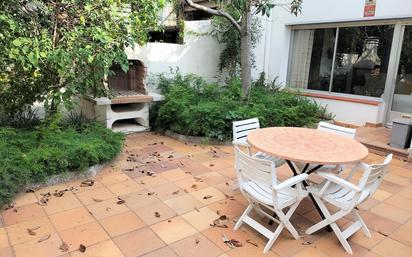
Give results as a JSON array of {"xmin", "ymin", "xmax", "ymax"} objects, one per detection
[
  {"xmin": 151, "ymin": 72, "xmax": 334, "ymax": 141},
  {"xmin": 0, "ymin": 122, "xmax": 124, "ymax": 206}
]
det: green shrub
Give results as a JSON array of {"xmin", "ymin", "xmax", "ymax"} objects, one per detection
[
  {"xmin": 152, "ymin": 72, "xmax": 334, "ymax": 141},
  {"xmin": 0, "ymin": 122, "xmax": 124, "ymax": 205}
]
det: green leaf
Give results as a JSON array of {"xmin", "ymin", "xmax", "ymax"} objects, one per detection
[
  {"xmin": 12, "ymin": 38, "xmax": 22, "ymax": 46},
  {"xmin": 27, "ymin": 52, "xmax": 38, "ymax": 66}
]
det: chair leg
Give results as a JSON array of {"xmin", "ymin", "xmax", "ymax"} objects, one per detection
[
  {"xmin": 353, "ymin": 209, "xmax": 371, "ymax": 238},
  {"xmin": 277, "ymin": 204, "xmax": 300, "ymax": 239},
  {"xmin": 330, "ymin": 222, "xmax": 353, "ymax": 255},
  {"xmin": 234, "ymin": 203, "xmax": 254, "ymax": 231},
  {"xmin": 263, "ymin": 223, "xmax": 284, "ymax": 253}
]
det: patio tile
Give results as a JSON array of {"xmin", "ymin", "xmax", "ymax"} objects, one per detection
[
  {"xmin": 13, "ymin": 193, "xmax": 38, "ymax": 207},
  {"xmin": 141, "ymin": 246, "xmax": 178, "ymax": 257},
  {"xmin": 313, "ymin": 234, "xmax": 368, "ymax": 257},
  {"xmin": 137, "ymin": 175, "xmax": 169, "ymax": 188},
  {"xmin": 150, "ymin": 216, "xmax": 197, "ymax": 244},
  {"xmin": 196, "ymin": 172, "xmax": 230, "ymax": 186},
  {"xmin": 171, "ymin": 157, "xmax": 212, "ymax": 175},
  {"xmin": 159, "ymin": 168, "xmax": 192, "ymax": 182},
  {"xmin": 86, "ymin": 198, "xmax": 129, "ymax": 220},
  {"xmin": 34, "ymin": 184, "xmax": 69, "ymax": 197},
  {"xmin": 99, "ymin": 211, "xmax": 145, "ymax": 237},
  {"xmin": 49, "ymin": 207, "xmax": 94, "ymax": 231},
  {"xmin": 134, "ymin": 202, "xmax": 177, "ymax": 225},
  {"xmin": 291, "ymin": 247, "xmax": 329, "ymax": 257},
  {"xmin": 2, "ymin": 203, "xmax": 47, "ymax": 226},
  {"xmin": 202, "ymin": 222, "xmax": 257, "ymax": 252},
  {"xmin": 123, "ymin": 190, "xmax": 161, "ymax": 210},
  {"xmin": 75, "ymin": 187, "xmax": 116, "ymax": 206},
  {"xmin": 372, "ymin": 189, "xmax": 393, "ymax": 201},
  {"xmin": 349, "ymin": 229, "xmax": 386, "ymax": 250},
  {"xmin": 98, "ymin": 172, "xmax": 131, "ymax": 186},
  {"xmin": 58, "ymin": 221, "xmax": 109, "ymax": 251},
  {"xmin": 164, "ymin": 194, "xmax": 204, "ymax": 215},
  {"xmin": 216, "ymin": 167, "xmax": 237, "ymax": 179},
  {"xmin": 0, "ymin": 228, "xmax": 9, "ymax": 249},
  {"xmin": 6, "ymin": 217, "xmax": 55, "ymax": 246},
  {"xmin": 380, "ymin": 180, "xmax": 404, "ymax": 194},
  {"xmin": 372, "ymin": 237, "xmax": 412, "ymax": 257},
  {"xmin": 113, "ymin": 228, "xmax": 165, "ymax": 257},
  {"xmin": 384, "ymin": 192, "xmax": 412, "ymax": 212},
  {"xmin": 12, "ymin": 233, "xmax": 63, "ymax": 257},
  {"xmin": 106, "ymin": 179, "xmax": 143, "ymax": 196},
  {"xmin": 147, "ymin": 160, "xmax": 180, "ymax": 174},
  {"xmin": 181, "ymin": 207, "xmax": 220, "ymax": 231},
  {"xmin": 269, "ymin": 233, "xmax": 308, "ymax": 257},
  {"xmin": 70, "ymin": 239, "xmax": 125, "ymax": 257},
  {"xmin": 150, "ymin": 183, "xmax": 186, "ymax": 200},
  {"xmin": 42, "ymin": 192, "xmax": 83, "ymax": 215},
  {"xmin": 169, "ymin": 233, "xmax": 223, "ymax": 257},
  {"xmin": 190, "ymin": 187, "xmax": 226, "ymax": 205},
  {"xmin": 370, "ymin": 203, "xmax": 412, "ymax": 223},
  {"xmin": 0, "ymin": 247, "xmax": 14, "ymax": 257},
  {"xmin": 173, "ymin": 177, "xmax": 209, "ymax": 193},
  {"xmin": 208, "ymin": 199, "xmax": 246, "ymax": 220},
  {"xmin": 212, "ymin": 180, "xmax": 241, "ymax": 196},
  {"xmin": 201, "ymin": 159, "xmax": 233, "ymax": 172},
  {"xmin": 358, "ymin": 198, "xmax": 381, "ymax": 211},
  {"xmin": 225, "ymin": 235, "xmax": 279, "ymax": 257},
  {"xmin": 390, "ymin": 219, "xmax": 412, "ymax": 247},
  {"xmin": 66, "ymin": 179, "xmax": 104, "ymax": 193},
  {"xmin": 360, "ymin": 211, "xmax": 401, "ymax": 236}
]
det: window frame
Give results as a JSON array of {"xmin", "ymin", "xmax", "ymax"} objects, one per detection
[{"xmin": 287, "ymin": 20, "xmax": 401, "ymax": 100}]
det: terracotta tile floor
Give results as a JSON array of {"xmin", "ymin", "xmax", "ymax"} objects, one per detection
[{"xmin": 1, "ymin": 132, "xmax": 412, "ymax": 257}]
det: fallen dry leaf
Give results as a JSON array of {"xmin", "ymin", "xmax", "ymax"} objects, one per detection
[
  {"xmin": 27, "ymin": 229, "xmax": 36, "ymax": 236},
  {"xmin": 79, "ymin": 244, "xmax": 87, "ymax": 252},
  {"xmin": 80, "ymin": 179, "xmax": 94, "ymax": 187},
  {"xmin": 195, "ymin": 238, "xmax": 200, "ymax": 244},
  {"xmin": 246, "ymin": 239, "xmax": 258, "ymax": 247},
  {"xmin": 172, "ymin": 190, "xmax": 180, "ymax": 195},
  {"xmin": 203, "ymin": 195, "xmax": 213, "ymax": 200},
  {"xmin": 190, "ymin": 184, "xmax": 198, "ymax": 190},
  {"xmin": 59, "ymin": 241, "xmax": 69, "ymax": 252},
  {"xmin": 224, "ymin": 194, "xmax": 235, "ymax": 200},
  {"xmin": 154, "ymin": 211, "xmax": 161, "ymax": 218},
  {"xmin": 92, "ymin": 198, "xmax": 103, "ymax": 203},
  {"xmin": 38, "ymin": 234, "xmax": 51, "ymax": 243},
  {"xmin": 116, "ymin": 197, "xmax": 126, "ymax": 205},
  {"xmin": 210, "ymin": 215, "xmax": 229, "ymax": 228},
  {"xmin": 222, "ymin": 234, "xmax": 242, "ymax": 248},
  {"xmin": 147, "ymin": 192, "xmax": 155, "ymax": 196}
]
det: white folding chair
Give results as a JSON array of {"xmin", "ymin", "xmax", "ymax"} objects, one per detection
[
  {"xmin": 234, "ymin": 146, "xmax": 308, "ymax": 253},
  {"xmin": 317, "ymin": 121, "xmax": 356, "ymax": 139},
  {"xmin": 305, "ymin": 154, "xmax": 393, "ymax": 254},
  {"xmin": 232, "ymin": 118, "xmax": 285, "ymax": 167}
]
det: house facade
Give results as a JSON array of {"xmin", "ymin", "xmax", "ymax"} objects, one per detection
[
  {"xmin": 130, "ymin": 0, "xmax": 412, "ymax": 128},
  {"xmin": 253, "ymin": 0, "xmax": 412, "ymax": 127}
]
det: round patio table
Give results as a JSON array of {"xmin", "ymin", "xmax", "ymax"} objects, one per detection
[{"xmin": 247, "ymin": 127, "xmax": 369, "ymax": 231}]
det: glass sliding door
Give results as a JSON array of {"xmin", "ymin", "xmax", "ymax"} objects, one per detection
[
  {"xmin": 389, "ymin": 25, "xmax": 412, "ymax": 120},
  {"xmin": 331, "ymin": 25, "xmax": 394, "ymax": 97}
]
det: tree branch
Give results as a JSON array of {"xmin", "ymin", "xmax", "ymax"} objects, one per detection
[{"xmin": 184, "ymin": 0, "xmax": 241, "ymax": 32}]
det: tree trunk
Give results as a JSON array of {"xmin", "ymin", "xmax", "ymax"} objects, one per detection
[{"xmin": 240, "ymin": 8, "xmax": 252, "ymax": 98}]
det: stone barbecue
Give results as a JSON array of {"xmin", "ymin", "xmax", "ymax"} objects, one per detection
[{"xmin": 80, "ymin": 60, "xmax": 163, "ymax": 133}]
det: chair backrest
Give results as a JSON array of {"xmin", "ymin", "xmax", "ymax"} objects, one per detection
[
  {"xmin": 232, "ymin": 118, "xmax": 260, "ymax": 145},
  {"xmin": 359, "ymin": 154, "xmax": 392, "ymax": 196},
  {"xmin": 317, "ymin": 121, "xmax": 356, "ymax": 139},
  {"xmin": 235, "ymin": 146, "xmax": 276, "ymax": 189}
]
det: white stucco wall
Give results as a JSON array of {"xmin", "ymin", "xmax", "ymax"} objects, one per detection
[
  {"xmin": 304, "ymin": 96, "xmax": 386, "ymax": 126},
  {"xmin": 126, "ymin": 20, "xmax": 221, "ymax": 83}
]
